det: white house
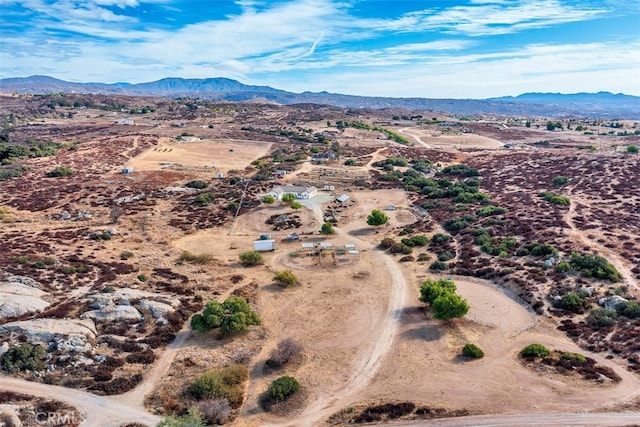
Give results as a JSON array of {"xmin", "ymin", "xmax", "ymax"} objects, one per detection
[{"xmin": 267, "ymin": 185, "xmax": 318, "ymax": 200}]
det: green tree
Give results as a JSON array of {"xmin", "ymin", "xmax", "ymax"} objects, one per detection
[
  {"xmin": 282, "ymin": 193, "xmax": 296, "ymax": 203},
  {"xmin": 366, "ymin": 209, "xmax": 388, "ymax": 226},
  {"xmin": 268, "ymin": 376, "xmax": 300, "ymax": 402},
  {"xmin": 191, "ymin": 296, "xmax": 260, "ymax": 335},
  {"xmin": 320, "ymin": 222, "xmax": 335, "ymax": 234},
  {"xmin": 627, "ymin": 145, "xmax": 639, "ymax": 154},
  {"xmin": 419, "ymin": 278, "xmax": 456, "ymax": 304},
  {"xmin": 273, "ymin": 269, "xmax": 298, "ymax": 287},
  {"xmin": 432, "ymin": 293, "xmax": 469, "ymax": 321},
  {"xmin": 290, "ymin": 201, "xmax": 303, "ymax": 209},
  {"xmin": 0, "ymin": 343, "xmax": 46, "ymax": 373},
  {"xmin": 262, "ymin": 195, "xmax": 276, "ymax": 204},
  {"xmin": 239, "ymin": 251, "xmax": 263, "ymax": 266}
]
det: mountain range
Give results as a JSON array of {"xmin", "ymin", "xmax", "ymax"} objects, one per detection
[{"xmin": 1, "ymin": 75, "xmax": 639, "ymax": 118}]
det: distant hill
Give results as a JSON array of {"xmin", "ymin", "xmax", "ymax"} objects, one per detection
[{"xmin": 1, "ymin": 75, "xmax": 638, "ymax": 118}]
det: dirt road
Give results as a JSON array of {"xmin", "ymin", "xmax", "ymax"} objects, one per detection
[
  {"xmin": 0, "ymin": 376, "xmax": 161, "ymax": 427},
  {"xmin": 113, "ymin": 323, "xmax": 192, "ymax": 408},
  {"xmin": 261, "ymin": 250, "xmax": 408, "ymax": 427},
  {"xmin": 256, "ymin": 206, "xmax": 410, "ymax": 427},
  {"xmin": 372, "ymin": 412, "xmax": 640, "ymax": 426}
]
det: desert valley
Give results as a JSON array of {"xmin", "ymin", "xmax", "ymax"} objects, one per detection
[{"xmin": 0, "ymin": 91, "xmax": 639, "ymax": 427}]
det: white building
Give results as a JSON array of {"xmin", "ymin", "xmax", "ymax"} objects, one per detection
[{"xmin": 267, "ymin": 185, "xmax": 318, "ymax": 200}]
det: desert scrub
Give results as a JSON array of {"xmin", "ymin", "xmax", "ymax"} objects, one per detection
[
  {"xmin": 179, "ymin": 251, "xmax": 213, "ymax": 264},
  {"xmin": 520, "ymin": 344, "xmax": 551, "ymax": 358}
]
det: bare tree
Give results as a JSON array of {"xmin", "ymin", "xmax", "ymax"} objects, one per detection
[
  {"xmin": 109, "ymin": 205, "xmax": 124, "ymax": 224},
  {"xmin": 197, "ymin": 398, "xmax": 231, "ymax": 425}
]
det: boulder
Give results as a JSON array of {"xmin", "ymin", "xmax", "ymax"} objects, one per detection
[
  {"xmin": 599, "ymin": 295, "xmax": 628, "ymax": 311},
  {"xmin": 81, "ymin": 305, "xmax": 141, "ymax": 322},
  {"xmin": 0, "ymin": 318, "xmax": 96, "ymax": 343},
  {"xmin": 139, "ymin": 299, "xmax": 175, "ymax": 319},
  {"xmin": 0, "ymin": 405, "xmax": 21, "ymax": 427},
  {"xmin": 0, "ymin": 282, "xmax": 50, "ymax": 319},
  {"xmin": 5, "ymin": 276, "xmax": 40, "ymax": 288}
]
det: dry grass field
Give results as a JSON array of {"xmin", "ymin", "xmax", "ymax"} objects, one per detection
[{"xmin": 0, "ymin": 93, "xmax": 639, "ymax": 426}]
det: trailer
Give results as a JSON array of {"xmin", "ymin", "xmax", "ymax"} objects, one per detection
[{"xmin": 253, "ymin": 239, "xmax": 276, "ymax": 252}]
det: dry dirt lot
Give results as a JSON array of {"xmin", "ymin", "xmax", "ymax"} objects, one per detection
[{"xmin": 127, "ymin": 137, "xmax": 272, "ymax": 175}]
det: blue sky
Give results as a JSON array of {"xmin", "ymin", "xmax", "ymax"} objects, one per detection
[{"xmin": 1, "ymin": 0, "xmax": 639, "ymax": 98}]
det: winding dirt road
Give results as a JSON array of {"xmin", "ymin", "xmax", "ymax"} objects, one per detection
[
  {"xmin": 0, "ymin": 376, "xmax": 161, "ymax": 427},
  {"xmin": 261, "ymin": 250, "xmax": 408, "ymax": 427}
]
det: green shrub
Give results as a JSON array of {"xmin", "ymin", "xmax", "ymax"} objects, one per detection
[
  {"xmin": 268, "ymin": 376, "xmax": 300, "ymax": 402},
  {"xmin": 185, "ymin": 180, "xmax": 208, "ymax": 189},
  {"xmin": 239, "ymin": 251, "xmax": 263, "ymax": 266},
  {"xmin": 431, "ymin": 233, "xmax": 451, "ymax": 244},
  {"xmin": 0, "ymin": 343, "xmax": 46, "ymax": 373},
  {"xmin": 290, "ymin": 201, "xmax": 303, "ymax": 209},
  {"xmin": 400, "ymin": 235, "xmax": 428, "ymax": 247},
  {"xmin": 137, "ymin": 274, "xmax": 147, "ymax": 282},
  {"xmin": 194, "ymin": 192, "xmax": 213, "ymax": 204},
  {"xmin": 627, "ymin": 145, "xmax": 639, "ymax": 154},
  {"xmin": 587, "ymin": 308, "xmax": 617, "ymax": 326},
  {"xmin": 462, "ymin": 343, "xmax": 484, "ymax": 359},
  {"xmin": 46, "ymin": 166, "xmax": 74, "ymax": 177},
  {"xmin": 555, "ymin": 261, "xmax": 570, "ymax": 273},
  {"xmin": 476, "ymin": 205, "xmax": 507, "ymax": 217},
  {"xmin": 120, "ymin": 251, "xmax": 134, "ymax": 260},
  {"xmin": 617, "ymin": 301, "xmax": 640, "ymax": 319},
  {"xmin": 561, "ymin": 352, "xmax": 586, "ymax": 363},
  {"xmin": 429, "ymin": 260, "xmax": 449, "ymax": 271},
  {"xmin": 320, "ymin": 222, "xmax": 335, "ymax": 234},
  {"xmin": 179, "ymin": 251, "xmax": 214, "ymax": 264},
  {"xmin": 15, "ymin": 256, "xmax": 30, "ymax": 264},
  {"xmin": 262, "ymin": 195, "xmax": 276, "ymax": 204},
  {"xmin": 438, "ymin": 251, "xmax": 454, "ymax": 262},
  {"xmin": 539, "ymin": 191, "xmax": 570, "ymax": 206},
  {"xmin": 158, "ymin": 407, "xmax": 205, "ymax": 427},
  {"xmin": 273, "ymin": 269, "xmax": 298, "ymax": 287},
  {"xmin": 189, "ymin": 364, "xmax": 248, "ymax": 407},
  {"xmin": 556, "ymin": 292, "xmax": 586, "ymax": 313},
  {"xmin": 569, "ymin": 252, "xmax": 621, "ymax": 282},
  {"xmin": 552, "ymin": 175, "xmax": 569, "ymax": 186},
  {"xmin": 520, "ymin": 343, "xmax": 551, "ymax": 358},
  {"xmin": 439, "ymin": 164, "xmax": 480, "ymax": 177}
]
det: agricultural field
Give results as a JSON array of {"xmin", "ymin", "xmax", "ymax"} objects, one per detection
[{"xmin": 0, "ymin": 93, "xmax": 639, "ymax": 426}]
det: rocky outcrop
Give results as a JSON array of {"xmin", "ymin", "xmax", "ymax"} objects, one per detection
[
  {"xmin": 0, "ymin": 318, "xmax": 96, "ymax": 343},
  {"xmin": 0, "ymin": 281, "xmax": 50, "ymax": 319},
  {"xmin": 81, "ymin": 305, "xmax": 141, "ymax": 322}
]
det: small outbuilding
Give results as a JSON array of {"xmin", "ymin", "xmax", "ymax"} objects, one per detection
[
  {"xmin": 121, "ymin": 167, "xmax": 133, "ymax": 174},
  {"xmin": 253, "ymin": 240, "xmax": 276, "ymax": 252},
  {"xmin": 336, "ymin": 194, "xmax": 350, "ymax": 203}
]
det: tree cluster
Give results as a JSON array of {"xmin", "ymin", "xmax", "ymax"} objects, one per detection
[
  {"xmin": 191, "ymin": 296, "xmax": 261, "ymax": 335},
  {"xmin": 419, "ymin": 278, "xmax": 469, "ymax": 321}
]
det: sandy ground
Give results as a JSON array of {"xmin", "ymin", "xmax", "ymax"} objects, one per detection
[
  {"xmin": 399, "ymin": 127, "xmax": 504, "ymax": 150},
  {"xmin": 127, "ymin": 137, "xmax": 272, "ymax": 175}
]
